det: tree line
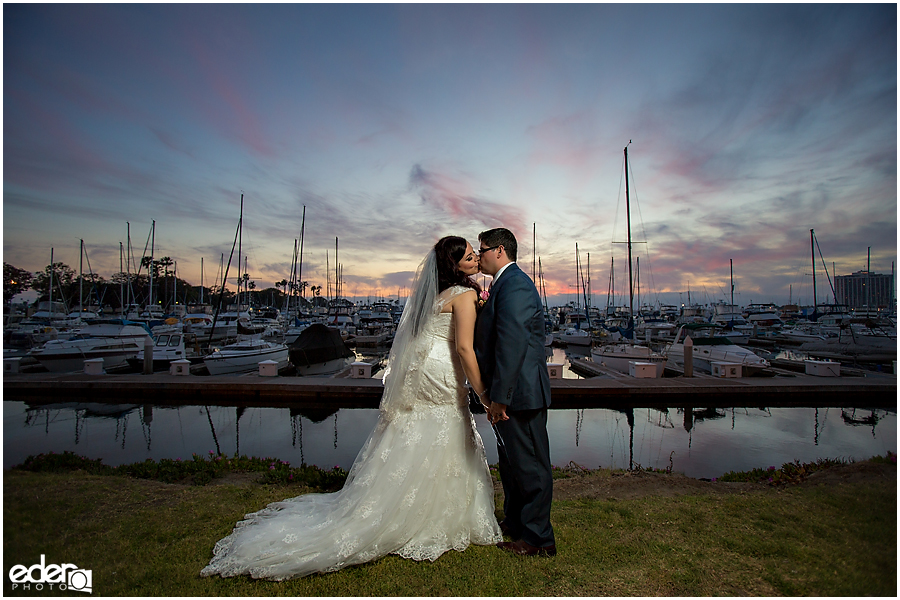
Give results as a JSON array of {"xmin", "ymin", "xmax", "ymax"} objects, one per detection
[{"xmin": 3, "ymin": 261, "xmax": 325, "ymax": 313}]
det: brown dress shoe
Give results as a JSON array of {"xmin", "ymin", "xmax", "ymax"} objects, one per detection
[{"xmin": 497, "ymin": 540, "xmax": 557, "ymax": 557}]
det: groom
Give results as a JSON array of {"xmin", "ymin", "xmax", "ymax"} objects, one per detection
[{"xmin": 474, "ymin": 227, "xmax": 556, "ymax": 557}]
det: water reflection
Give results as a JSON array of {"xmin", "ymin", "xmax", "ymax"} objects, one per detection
[{"xmin": 6, "ymin": 400, "xmax": 895, "ymax": 479}]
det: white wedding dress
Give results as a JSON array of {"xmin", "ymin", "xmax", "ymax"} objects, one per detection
[{"xmin": 201, "ymin": 286, "xmax": 501, "ymax": 580}]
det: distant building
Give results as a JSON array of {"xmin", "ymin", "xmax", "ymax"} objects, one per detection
[{"xmin": 834, "ymin": 271, "xmax": 894, "ymax": 309}]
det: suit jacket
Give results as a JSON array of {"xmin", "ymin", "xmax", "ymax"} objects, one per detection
[{"xmin": 474, "ymin": 263, "xmax": 551, "ymax": 411}]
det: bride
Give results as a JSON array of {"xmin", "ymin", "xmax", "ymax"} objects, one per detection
[{"xmin": 201, "ymin": 236, "xmax": 502, "ymax": 580}]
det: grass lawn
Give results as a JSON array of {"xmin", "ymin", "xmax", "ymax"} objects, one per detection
[{"xmin": 3, "ymin": 461, "xmax": 895, "ymax": 596}]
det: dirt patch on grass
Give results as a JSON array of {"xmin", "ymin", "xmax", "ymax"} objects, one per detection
[
  {"xmin": 803, "ymin": 459, "xmax": 896, "ymax": 486},
  {"xmin": 206, "ymin": 471, "xmax": 265, "ymax": 487},
  {"xmin": 552, "ymin": 470, "xmax": 760, "ymax": 501},
  {"xmin": 551, "ymin": 460, "xmax": 896, "ymax": 502}
]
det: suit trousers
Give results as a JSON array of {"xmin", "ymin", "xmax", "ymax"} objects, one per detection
[{"xmin": 495, "ymin": 407, "xmax": 555, "ymax": 548}]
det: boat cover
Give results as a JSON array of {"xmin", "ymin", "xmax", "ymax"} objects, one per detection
[{"xmin": 288, "ymin": 324, "xmax": 354, "ymax": 367}]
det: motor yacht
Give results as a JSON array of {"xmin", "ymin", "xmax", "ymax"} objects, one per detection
[
  {"xmin": 28, "ymin": 319, "xmax": 152, "ymax": 372},
  {"xmin": 664, "ymin": 323, "xmax": 770, "ymax": 376},
  {"xmin": 591, "ymin": 342, "xmax": 666, "ymax": 377},
  {"xmin": 203, "ymin": 337, "xmax": 289, "ymax": 375}
]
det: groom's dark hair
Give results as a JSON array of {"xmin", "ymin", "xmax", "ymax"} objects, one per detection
[{"xmin": 478, "ymin": 228, "xmax": 517, "ymax": 261}]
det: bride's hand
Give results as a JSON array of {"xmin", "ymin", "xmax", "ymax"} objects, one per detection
[{"xmin": 488, "ymin": 402, "xmax": 508, "ymax": 424}]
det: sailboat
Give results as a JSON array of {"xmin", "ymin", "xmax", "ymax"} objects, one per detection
[
  {"xmin": 202, "ymin": 194, "xmax": 289, "ymax": 375},
  {"xmin": 558, "ymin": 244, "xmax": 593, "ymax": 346},
  {"xmin": 591, "ymin": 143, "xmax": 666, "ymax": 377}
]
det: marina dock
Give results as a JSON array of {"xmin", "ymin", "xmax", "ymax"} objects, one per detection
[{"xmin": 4, "ymin": 368, "xmax": 896, "ymax": 410}]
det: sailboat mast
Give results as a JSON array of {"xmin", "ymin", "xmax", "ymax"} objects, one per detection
[
  {"xmin": 730, "ymin": 258, "xmax": 734, "ymax": 325},
  {"xmin": 625, "ymin": 145, "xmax": 634, "ymax": 325},
  {"xmin": 575, "ymin": 243, "xmax": 579, "ymax": 310},
  {"xmin": 635, "ymin": 256, "xmax": 640, "ymax": 316},
  {"xmin": 867, "ymin": 246, "xmax": 871, "ymax": 311},
  {"xmin": 237, "ymin": 194, "xmax": 243, "ymax": 311},
  {"xmin": 607, "ymin": 256, "xmax": 614, "ymax": 316},
  {"xmin": 126, "ymin": 222, "xmax": 131, "ymax": 310},
  {"xmin": 587, "ymin": 252, "xmax": 591, "ymax": 309},
  {"xmin": 119, "ymin": 242, "xmax": 124, "ymax": 313},
  {"xmin": 810, "ymin": 229, "xmax": 817, "ymax": 317},
  {"xmin": 79, "ymin": 239, "xmax": 84, "ymax": 314},
  {"xmin": 298, "ymin": 205, "xmax": 306, "ymax": 311},
  {"xmin": 149, "ymin": 220, "xmax": 155, "ymax": 309},
  {"xmin": 49, "ymin": 247, "xmax": 54, "ymax": 312},
  {"xmin": 288, "ymin": 239, "xmax": 297, "ymax": 315}
]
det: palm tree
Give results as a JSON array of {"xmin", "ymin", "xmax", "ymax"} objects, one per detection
[{"xmin": 158, "ymin": 257, "xmax": 174, "ymax": 308}]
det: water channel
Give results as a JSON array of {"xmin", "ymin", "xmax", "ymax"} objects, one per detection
[{"xmin": 4, "ymin": 349, "xmax": 896, "ymax": 479}]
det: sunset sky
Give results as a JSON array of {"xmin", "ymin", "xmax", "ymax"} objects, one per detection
[{"xmin": 4, "ymin": 3, "xmax": 897, "ymax": 309}]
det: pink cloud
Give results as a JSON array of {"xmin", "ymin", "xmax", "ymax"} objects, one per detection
[
  {"xmin": 408, "ymin": 164, "xmax": 526, "ymax": 234},
  {"xmin": 3, "ymin": 88, "xmax": 127, "ymax": 190},
  {"xmin": 523, "ymin": 112, "xmax": 600, "ymax": 190},
  {"xmin": 185, "ymin": 37, "xmax": 276, "ymax": 158}
]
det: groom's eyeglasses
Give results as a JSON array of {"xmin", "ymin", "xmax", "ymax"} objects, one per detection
[{"xmin": 477, "ymin": 245, "xmax": 501, "ymax": 256}]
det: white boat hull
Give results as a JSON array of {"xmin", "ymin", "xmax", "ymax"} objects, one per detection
[
  {"xmin": 30, "ymin": 340, "xmax": 145, "ymax": 372},
  {"xmin": 27, "ymin": 322, "xmax": 151, "ymax": 372},
  {"xmin": 591, "ymin": 344, "xmax": 666, "ymax": 377},
  {"xmin": 294, "ymin": 356, "xmax": 353, "ymax": 376},
  {"xmin": 664, "ymin": 324, "xmax": 770, "ymax": 376},
  {"xmin": 204, "ymin": 344, "xmax": 289, "ymax": 375},
  {"xmin": 665, "ymin": 343, "xmax": 769, "ymax": 375},
  {"xmin": 558, "ymin": 329, "xmax": 592, "ymax": 345}
]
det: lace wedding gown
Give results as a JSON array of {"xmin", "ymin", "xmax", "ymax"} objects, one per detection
[{"xmin": 201, "ymin": 286, "xmax": 501, "ymax": 580}]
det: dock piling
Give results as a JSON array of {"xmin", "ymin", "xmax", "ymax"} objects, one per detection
[
  {"xmin": 684, "ymin": 336, "xmax": 693, "ymax": 377},
  {"xmin": 143, "ymin": 336, "xmax": 154, "ymax": 374}
]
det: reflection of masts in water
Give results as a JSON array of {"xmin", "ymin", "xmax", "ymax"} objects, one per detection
[
  {"xmin": 75, "ymin": 410, "xmax": 85, "ymax": 445},
  {"xmin": 205, "ymin": 406, "xmax": 221, "ymax": 456},
  {"xmin": 814, "ymin": 407, "xmax": 831, "ymax": 446},
  {"xmin": 623, "ymin": 409, "xmax": 634, "ymax": 471},
  {"xmin": 114, "ymin": 411, "xmax": 129, "ymax": 449},
  {"xmin": 289, "ymin": 407, "xmax": 341, "ymax": 463},
  {"xmin": 140, "ymin": 405, "xmax": 153, "ymax": 451},
  {"xmin": 841, "ymin": 408, "xmax": 882, "ymax": 438},
  {"xmin": 235, "ymin": 407, "xmax": 246, "ymax": 455},
  {"xmin": 608, "ymin": 409, "xmax": 636, "ymax": 470},
  {"xmin": 291, "ymin": 412, "xmax": 304, "ymax": 464},
  {"xmin": 680, "ymin": 407, "xmax": 726, "ymax": 449},
  {"xmin": 25, "ymin": 405, "xmax": 145, "ymax": 449},
  {"xmin": 575, "ymin": 409, "xmax": 584, "ymax": 446},
  {"xmin": 24, "ymin": 407, "xmax": 59, "ymax": 434},
  {"xmin": 647, "ymin": 408, "xmax": 674, "ymax": 429},
  {"xmin": 729, "ymin": 407, "xmax": 771, "ymax": 431}
]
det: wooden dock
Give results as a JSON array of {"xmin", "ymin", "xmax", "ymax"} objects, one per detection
[{"xmin": 4, "ymin": 368, "xmax": 895, "ymax": 410}]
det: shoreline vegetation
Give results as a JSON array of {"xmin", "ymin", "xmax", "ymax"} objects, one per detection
[
  {"xmin": 10, "ymin": 450, "xmax": 895, "ymax": 488},
  {"xmin": 4, "ymin": 452, "xmax": 896, "ymax": 596}
]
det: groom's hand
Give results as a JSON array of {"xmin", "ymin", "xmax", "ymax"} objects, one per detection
[{"xmin": 488, "ymin": 402, "xmax": 509, "ymax": 424}]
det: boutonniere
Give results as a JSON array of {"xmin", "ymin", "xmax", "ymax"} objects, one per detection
[{"xmin": 477, "ymin": 289, "xmax": 489, "ymax": 310}]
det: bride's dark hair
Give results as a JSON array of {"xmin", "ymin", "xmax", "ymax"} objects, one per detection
[{"xmin": 434, "ymin": 236, "xmax": 481, "ymax": 294}]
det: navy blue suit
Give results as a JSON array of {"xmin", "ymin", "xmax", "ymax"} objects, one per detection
[{"xmin": 474, "ymin": 263, "xmax": 555, "ymax": 548}]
